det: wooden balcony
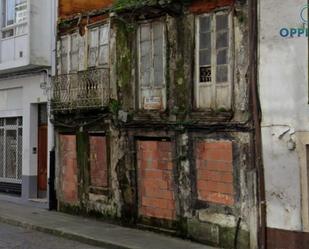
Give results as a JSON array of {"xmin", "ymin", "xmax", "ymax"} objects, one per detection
[{"xmin": 51, "ymin": 68, "xmax": 110, "ymax": 112}]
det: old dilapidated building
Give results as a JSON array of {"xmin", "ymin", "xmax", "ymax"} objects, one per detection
[{"xmin": 51, "ymin": 0, "xmax": 261, "ymax": 248}]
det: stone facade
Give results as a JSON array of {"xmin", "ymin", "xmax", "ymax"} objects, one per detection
[{"xmin": 52, "ymin": 0, "xmax": 259, "ymax": 248}]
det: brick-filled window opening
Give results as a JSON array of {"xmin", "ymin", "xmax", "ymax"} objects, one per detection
[
  {"xmin": 195, "ymin": 11, "xmax": 232, "ymax": 110},
  {"xmin": 138, "ymin": 21, "xmax": 166, "ymax": 111},
  {"xmin": 196, "ymin": 140, "xmax": 234, "ymax": 206},
  {"xmin": 89, "ymin": 135, "xmax": 108, "ymax": 188},
  {"xmin": 137, "ymin": 140, "xmax": 176, "ymax": 220},
  {"xmin": 59, "ymin": 134, "xmax": 78, "ymax": 204}
]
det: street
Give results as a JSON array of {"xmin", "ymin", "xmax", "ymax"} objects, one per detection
[{"xmin": 0, "ymin": 222, "xmax": 104, "ymax": 249}]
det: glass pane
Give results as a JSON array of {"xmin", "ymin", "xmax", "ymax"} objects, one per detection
[
  {"xmin": 89, "ymin": 28, "xmax": 99, "ymax": 48},
  {"xmin": 71, "ymin": 52, "xmax": 78, "ymax": 71},
  {"xmin": 38, "ymin": 104, "xmax": 47, "ymax": 125},
  {"xmin": 6, "ymin": 0, "xmax": 15, "ymax": 26},
  {"xmin": 99, "ymin": 25, "xmax": 109, "ymax": 45},
  {"xmin": 216, "ymin": 14, "xmax": 228, "ymax": 31},
  {"xmin": 61, "ymin": 55, "xmax": 68, "ymax": 73},
  {"xmin": 15, "ymin": 0, "xmax": 27, "ymax": 23},
  {"xmin": 98, "ymin": 45, "xmax": 108, "ymax": 65},
  {"xmin": 16, "ymin": 0, "xmax": 26, "ymax": 5},
  {"xmin": 70, "ymin": 35, "xmax": 79, "ymax": 71},
  {"xmin": 216, "ymin": 65, "xmax": 228, "ymax": 83},
  {"xmin": 154, "ymin": 55, "xmax": 163, "ymax": 86},
  {"xmin": 5, "ymin": 130, "xmax": 17, "ymax": 179},
  {"xmin": 140, "ymin": 40, "xmax": 151, "ymax": 57},
  {"xmin": 71, "ymin": 34, "xmax": 79, "ymax": 52},
  {"xmin": 216, "ymin": 31, "xmax": 228, "ymax": 49},
  {"xmin": 17, "ymin": 128, "xmax": 22, "ymax": 180},
  {"xmin": 0, "ymin": 119, "xmax": 4, "ymax": 126},
  {"xmin": 140, "ymin": 69, "xmax": 150, "ymax": 86},
  {"xmin": 0, "ymin": 129, "xmax": 4, "ymax": 178},
  {"xmin": 200, "ymin": 16, "xmax": 211, "ymax": 33},
  {"xmin": 88, "ymin": 48, "xmax": 97, "ymax": 67},
  {"xmin": 140, "ymin": 34, "xmax": 151, "ymax": 86},
  {"xmin": 153, "ymin": 34, "xmax": 163, "ymax": 56},
  {"xmin": 15, "ymin": 23, "xmax": 26, "ymax": 35},
  {"xmin": 200, "ymin": 32, "xmax": 211, "ymax": 50},
  {"xmin": 217, "ymin": 49, "xmax": 227, "ymax": 65},
  {"xmin": 153, "ymin": 31, "xmax": 164, "ymax": 86},
  {"xmin": 140, "ymin": 24, "xmax": 150, "ymax": 42},
  {"xmin": 6, "ymin": 117, "xmax": 17, "ymax": 125},
  {"xmin": 2, "ymin": 29, "xmax": 14, "ymax": 38},
  {"xmin": 199, "ymin": 49, "xmax": 211, "ymax": 66},
  {"xmin": 200, "ymin": 66, "xmax": 211, "ymax": 83},
  {"xmin": 153, "ymin": 22, "xmax": 163, "ymax": 40},
  {"xmin": 61, "ymin": 37, "xmax": 68, "ymax": 52}
]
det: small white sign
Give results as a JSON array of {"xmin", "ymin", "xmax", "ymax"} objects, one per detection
[{"xmin": 143, "ymin": 96, "xmax": 162, "ymax": 110}]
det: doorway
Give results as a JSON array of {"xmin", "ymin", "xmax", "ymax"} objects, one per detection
[{"xmin": 37, "ymin": 104, "xmax": 48, "ymax": 199}]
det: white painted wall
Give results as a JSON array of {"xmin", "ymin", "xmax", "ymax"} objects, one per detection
[
  {"xmin": 0, "ymin": 73, "xmax": 53, "ymax": 181},
  {"xmin": 0, "ymin": 0, "xmax": 52, "ymax": 72},
  {"xmin": 259, "ymin": 0, "xmax": 309, "ymax": 231}
]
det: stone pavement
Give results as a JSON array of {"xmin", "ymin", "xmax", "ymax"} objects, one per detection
[
  {"xmin": 0, "ymin": 222, "xmax": 104, "ymax": 249},
  {"xmin": 0, "ymin": 199, "xmax": 219, "ymax": 249}
]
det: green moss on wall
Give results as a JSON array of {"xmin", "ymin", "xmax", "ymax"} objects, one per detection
[{"xmin": 116, "ymin": 20, "xmax": 134, "ymax": 108}]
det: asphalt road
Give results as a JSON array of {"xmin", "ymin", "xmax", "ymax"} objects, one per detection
[{"xmin": 0, "ymin": 222, "xmax": 104, "ymax": 249}]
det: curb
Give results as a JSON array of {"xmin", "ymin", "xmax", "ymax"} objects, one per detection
[{"xmin": 0, "ymin": 215, "xmax": 131, "ymax": 249}]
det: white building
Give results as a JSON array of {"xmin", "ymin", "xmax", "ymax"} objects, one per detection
[
  {"xmin": 0, "ymin": 0, "xmax": 54, "ymax": 203},
  {"xmin": 259, "ymin": 0, "xmax": 309, "ymax": 246}
]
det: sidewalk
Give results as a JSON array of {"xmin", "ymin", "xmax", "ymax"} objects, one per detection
[{"xmin": 0, "ymin": 199, "xmax": 218, "ymax": 249}]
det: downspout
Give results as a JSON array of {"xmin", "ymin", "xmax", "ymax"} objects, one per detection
[{"xmin": 248, "ymin": 0, "xmax": 266, "ymax": 248}]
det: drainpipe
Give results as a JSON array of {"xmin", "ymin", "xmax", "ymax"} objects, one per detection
[{"xmin": 248, "ymin": 0, "xmax": 267, "ymax": 248}]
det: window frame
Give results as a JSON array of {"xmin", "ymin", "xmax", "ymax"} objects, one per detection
[
  {"xmin": 88, "ymin": 133, "xmax": 110, "ymax": 191},
  {"xmin": 195, "ymin": 9, "xmax": 233, "ymax": 110},
  {"xmin": 87, "ymin": 22, "xmax": 110, "ymax": 68},
  {"xmin": 58, "ymin": 21, "xmax": 110, "ymax": 75},
  {"xmin": 2, "ymin": 0, "xmax": 27, "ymax": 39},
  {"xmin": 137, "ymin": 19, "xmax": 166, "ymax": 111},
  {"xmin": 0, "ymin": 117, "xmax": 23, "ymax": 184}
]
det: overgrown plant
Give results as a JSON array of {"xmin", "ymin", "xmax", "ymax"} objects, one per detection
[{"xmin": 113, "ymin": 0, "xmax": 192, "ymax": 11}]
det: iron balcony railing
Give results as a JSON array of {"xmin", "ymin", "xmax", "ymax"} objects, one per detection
[{"xmin": 52, "ymin": 68, "xmax": 110, "ymax": 111}]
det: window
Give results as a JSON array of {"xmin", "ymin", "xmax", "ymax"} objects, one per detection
[
  {"xmin": 88, "ymin": 24, "xmax": 109, "ymax": 67},
  {"xmin": 0, "ymin": 117, "xmax": 22, "ymax": 183},
  {"xmin": 195, "ymin": 11, "xmax": 232, "ymax": 110},
  {"xmin": 58, "ymin": 23, "xmax": 109, "ymax": 74},
  {"xmin": 60, "ymin": 36, "xmax": 69, "ymax": 74},
  {"xmin": 138, "ymin": 21, "xmax": 166, "ymax": 110},
  {"xmin": 89, "ymin": 135, "xmax": 108, "ymax": 188},
  {"xmin": 2, "ymin": 0, "xmax": 27, "ymax": 38},
  {"xmin": 70, "ymin": 33, "xmax": 79, "ymax": 72}
]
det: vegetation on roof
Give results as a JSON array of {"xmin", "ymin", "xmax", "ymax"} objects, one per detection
[{"xmin": 113, "ymin": 0, "xmax": 192, "ymax": 11}]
